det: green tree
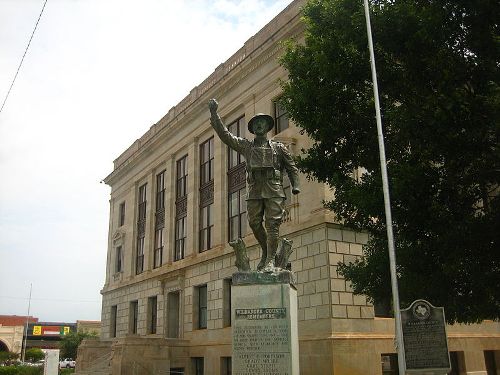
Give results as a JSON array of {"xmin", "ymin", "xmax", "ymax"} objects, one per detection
[
  {"xmin": 0, "ymin": 367, "xmax": 43, "ymax": 375},
  {"xmin": 59, "ymin": 331, "xmax": 98, "ymax": 360},
  {"xmin": 280, "ymin": 0, "xmax": 499, "ymax": 323},
  {"xmin": 0, "ymin": 351, "xmax": 19, "ymax": 365},
  {"xmin": 24, "ymin": 348, "xmax": 44, "ymax": 363}
]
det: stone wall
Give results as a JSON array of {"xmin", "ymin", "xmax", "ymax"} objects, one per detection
[
  {"xmin": 0, "ymin": 324, "xmax": 23, "ymax": 353},
  {"xmin": 93, "ymin": 0, "xmax": 500, "ymax": 372}
]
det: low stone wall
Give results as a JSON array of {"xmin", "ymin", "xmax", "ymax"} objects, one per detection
[{"xmin": 76, "ymin": 337, "xmax": 112, "ymax": 372}]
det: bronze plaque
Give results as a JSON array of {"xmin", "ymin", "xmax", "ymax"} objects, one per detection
[{"xmin": 401, "ymin": 299, "xmax": 451, "ymax": 373}]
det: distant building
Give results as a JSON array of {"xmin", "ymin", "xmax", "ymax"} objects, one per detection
[
  {"xmin": 0, "ymin": 316, "xmax": 102, "ymax": 355},
  {"xmin": 0, "ymin": 315, "xmax": 38, "ymax": 354},
  {"xmin": 77, "ymin": 1, "xmax": 500, "ymax": 374},
  {"xmin": 25, "ymin": 322, "xmax": 77, "ymax": 350},
  {"xmin": 77, "ymin": 320, "xmax": 101, "ymax": 336}
]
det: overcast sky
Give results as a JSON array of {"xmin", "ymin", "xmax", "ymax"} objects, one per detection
[{"xmin": 0, "ymin": 0, "xmax": 292, "ymax": 323}]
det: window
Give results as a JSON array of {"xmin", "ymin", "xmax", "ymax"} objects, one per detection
[
  {"xmin": 138, "ymin": 184, "xmax": 147, "ymax": 220},
  {"xmin": 147, "ymin": 296, "xmax": 157, "ymax": 334},
  {"xmin": 110, "ymin": 305, "xmax": 117, "ymax": 338},
  {"xmin": 274, "ymin": 100, "xmax": 289, "ymax": 133},
  {"xmin": 119, "ymin": 202, "xmax": 125, "ymax": 226},
  {"xmin": 228, "ymin": 189, "xmax": 247, "ymax": 241},
  {"xmin": 200, "ymin": 138, "xmax": 214, "ymax": 185},
  {"xmin": 381, "ymin": 354, "xmax": 398, "ymax": 375},
  {"xmin": 156, "ymin": 171, "xmax": 166, "ymax": 211},
  {"xmin": 176, "ymin": 156, "xmax": 188, "ymax": 199},
  {"xmin": 167, "ymin": 291, "xmax": 180, "ymax": 338},
  {"xmin": 136, "ymin": 237, "xmax": 145, "ymax": 275},
  {"xmin": 200, "ymin": 138, "xmax": 214, "ymax": 252},
  {"xmin": 196, "ymin": 285, "xmax": 208, "ymax": 329},
  {"xmin": 129, "ymin": 300, "xmax": 138, "ymax": 334},
  {"xmin": 175, "ymin": 216, "xmax": 187, "ymax": 261},
  {"xmin": 115, "ymin": 246, "xmax": 122, "ymax": 273},
  {"xmin": 154, "ymin": 228, "xmax": 163, "ymax": 269},
  {"xmin": 193, "ymin": 358, "xmax": 204, "ymax": 375},
  {"xmin": 228, "ymin": 116, "xmax": 246, "ymax": 168},
  {"xmin": 170, "ymin": 368, "xmax": 184, "ymax": 375},
  {"xmin": 227, "ymin": 117, "xmax": 247, "ymax": 241},
  {"xmin": 223, "ymin": 279, "xmax": 232, "ymax": 327},
  {"xmin": 175, "ymin": 156, "xmax": 188, "ymax": 261},
  {"xmin": 136, "ymin": 184, "xmax": 147, "ymax": 274},
  {"xmin": 154, "ymin": 171, "xmax": 166, "ymax": 268},
  {"xmin": 220, "ymin": 357, "xmax": 232, "ymax": 375},
  {"xmin": 199, "ymin": 205, "xmax": 213, "ymax": 251}
]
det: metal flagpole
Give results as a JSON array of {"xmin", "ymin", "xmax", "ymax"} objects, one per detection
[
  {"xmin": 362, "ymin": 1, "xmax": 406, "ymax": 373},
  {"xmin": 21, "ymin": 283, "xmax": 32, "ymax": 364}
]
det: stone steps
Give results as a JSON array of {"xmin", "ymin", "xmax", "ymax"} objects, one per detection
[{"xmin": 75, "ymin": 352, "xmax": 111, "ymax": 375}]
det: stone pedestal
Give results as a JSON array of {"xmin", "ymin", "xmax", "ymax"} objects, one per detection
[
  {"xmin": 43, "ymin": 350, "xmax": 59, "ymax": 375},
  {"xmin": 231, "ymin": 271, "xmax": 299, "ymax": 375}
]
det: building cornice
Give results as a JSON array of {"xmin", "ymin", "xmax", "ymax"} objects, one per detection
[{"xmin": 103, "ymin": 0, "xmax": 305, "ymax": 187}]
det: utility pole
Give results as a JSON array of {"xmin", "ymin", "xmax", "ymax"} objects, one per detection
[
  {"xmin": 362, "ymin": 1, "xmax": 406, "ymax": 373},
  {"xmin": 21, "ymin": 283, "xmax": 32, "ymax": 364}
]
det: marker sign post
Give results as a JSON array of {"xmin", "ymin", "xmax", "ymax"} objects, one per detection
[{"xmin": 401, "ymin": 300, "xmax": 451, "ymax": 374}]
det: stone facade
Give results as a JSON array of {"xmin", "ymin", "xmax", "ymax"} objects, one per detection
[
  {"xmin": 81, "ymin": 1, "xmax": 500, "ymax": 374},
  {"xmin": 77, "ymin": 320, "xmax": 102, "ymax": 336},
  {"xmin": 0, "ymin": 325, "xmax": 24, "ymax": 354},
  {"xmin": 0, "ymin": 315, "xmax": 38, "ymax": 354}
]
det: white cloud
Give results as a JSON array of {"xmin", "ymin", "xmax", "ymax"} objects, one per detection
[{"xmin": 0, "ymin": 0, "xmax": 292, "ymax": 322}]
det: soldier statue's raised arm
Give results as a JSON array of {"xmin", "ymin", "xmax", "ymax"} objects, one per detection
[{"xmin": 209, "ymin": 98, "xmax": 300, "ymax": 272}]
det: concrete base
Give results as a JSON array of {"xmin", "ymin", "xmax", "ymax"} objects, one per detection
[{"xmin": 231, "ymin": 273, "xmax": 299, "ymax": 375}]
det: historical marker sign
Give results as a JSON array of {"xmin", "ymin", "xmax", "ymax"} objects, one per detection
[{"xmin": 401, "ymin": 299, "xmax": 451, "ymax": 373}]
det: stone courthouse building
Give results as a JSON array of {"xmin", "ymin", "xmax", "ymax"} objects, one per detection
[{"xmin": 77, "ymin": 1, "xmax": 500, "ymax": 374}]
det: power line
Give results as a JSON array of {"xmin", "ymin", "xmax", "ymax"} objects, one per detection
[
  {"xmin": 0, "ymin": 295, "xmax": 100, "ymax": 304},
  {"xmin": 0, "ymin": 0, "xmax": 48, "ymax": 115}
]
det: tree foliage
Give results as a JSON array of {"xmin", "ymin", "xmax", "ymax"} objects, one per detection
[
  {"xmin": 24, "ymin": 348, "xmax": 43, "ymax": 363},
  {"xmin": 0, "ymin": 351, "xmax": 19, "ymax": 365},
  {"xmin": 280, "ymin": 0, "xmax": 499, "ymax": 323},
  {"xmin": 0, "ymin": 366, "xmax": 43, "ymax": 375},
  {"xmin": 59, "ymin": 330, "xmax": 98, "ymax": 360}
]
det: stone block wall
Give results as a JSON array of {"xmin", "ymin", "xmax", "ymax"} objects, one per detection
[
  {"xmin": 101, "ymin": 222, "xmax": 374, "ymax": 340},
  {"xmin": 101, "ymin": 281, "xmax": 164, "ymax": 339},
  {"xmin": 326, "ymin": 226, "xmax": 372, "ymax": 320},
  {"xmin": 291, "ymin": 227, "xmax": 331, "ymax": 322}
]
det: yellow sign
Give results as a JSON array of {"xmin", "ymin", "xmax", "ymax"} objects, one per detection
[
  {"xmin": 63, "ymin": 326, "xmax": 70, "ymax": 335},
  {"xmin": 33, "ymin": 326, "xmax": 42, "ymax": 336}
]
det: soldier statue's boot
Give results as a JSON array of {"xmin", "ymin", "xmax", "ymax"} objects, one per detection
[
  {"xmin": 257, "ymin": 252, "xmax": 267, "ymax": 271},
  {"xmin": 251, "ymin": 225, "xmax": 268, "ymax": 271},
  {"xmin": 263, "ymin": 235, "xmax": 279, "ymax": 272}
]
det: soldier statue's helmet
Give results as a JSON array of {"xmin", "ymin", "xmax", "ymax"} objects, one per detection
[{"xmin": 247, "ymin": 113, "xmax": 274, "ymax": 134}]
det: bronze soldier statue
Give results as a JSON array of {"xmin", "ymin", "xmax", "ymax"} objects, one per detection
[{"xmin": 209, "ymin": 98, "xmax": 300, "ymax": 271}]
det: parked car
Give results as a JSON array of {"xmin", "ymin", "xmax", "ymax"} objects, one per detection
[
  {"xmin": 34, "ymin": 359, "xmax": 45, "ymax": 367},
  {"xmin": 59, "ymin": 358, "xmax": 75, "ymax": 368}
]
